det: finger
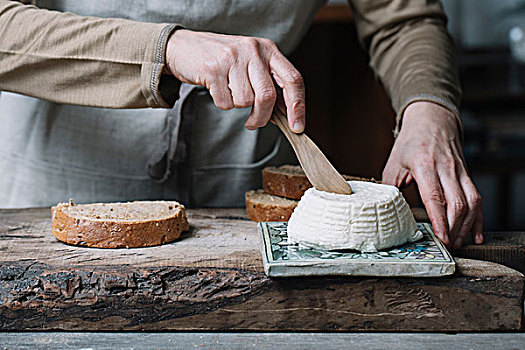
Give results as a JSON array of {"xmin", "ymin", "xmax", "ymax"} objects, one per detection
[
  {"xmin": 382, "ymin": 143, "xmax": 414, "ymax": 188},
  {"xmin": 383, "ymin": 164, "xmax": 412, "ymax": 188},
  {"xmin": 246, "ymin": 60, "xmax": 276, "ymax": 130},
  {"xmin": 269, "ymin": 52, "xmax": 305, "ymax": 133},
  {"xmin": 228, "ymin": 66, "xmax": 255, "ymax": 108},
  {"xmin": 454, "ymin": 167, "xmax": 483, "ymax": 247},
  {"xmin": 208, "ymin": 75, "xmax": 234, "ymax": 110},
  {"xmin": 405, "ymin": 173, "xmax": 414, "ymax": 186},
  {"xmin": 412, "ymin": 166, "xmax": 450, "ymax": 246},
  {"xmin": 472, "ymin": 210, "xmax": 484, "ymax": 244},
  {"xmin": 437, "ymin": 161, "xmax": 468, "ymax": 248},
  {"xmin": 381, "ymin": 160, "xmax": 398, "ymax": 186}
]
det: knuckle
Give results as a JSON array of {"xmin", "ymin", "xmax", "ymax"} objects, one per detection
[
  {"xmin": 219, "ymin": 46, "xmax": 238, "ymax": 64},
  {"xmin": 450, "ymin": 198, "xmax": 467, "ymax": 214},
  {"xmin": 468, "ymin": 192, "xmax": 482, "ymax": 209},
  {"xmin": 292, "ymin": 100, "xmax": 305, "ymax": 114},
  {"xmin": 429, "ymin": 189, "xmax": 445, "ymax": 204},
  {"xmin": 256, "ymin": 88, "xmax": 276, "ymax": 104},
  {"xmin": 286, "ymin": 70, "xmax": 303, "ymax": 85},
  {"xmin": 260, "ymin": 38, "xmax": 277, "ymax": 49},
  {"xmin": 435, "ymin": 157, "xmax": 449, "ymax": 167},
  {"xmin": 446, "ymin": 159, "xmax": 458, "ymax": 173},
  {"xmin": 205, "ymin": 60, "xmax": 221, "ymax": 75},
  {"xmin": 243, "ymin": 94, "xmax": 255, "ymax": 106},
  {"xmin": 244, "ymin": 37, "xmax": 260, "ymax": 51}
]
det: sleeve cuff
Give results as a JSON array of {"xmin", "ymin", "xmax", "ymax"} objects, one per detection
[
  {"xmin": 141, "ymin": 23, "xmax": 184, "ymax": 108},
  {"xmin": 394, "ymin": 94, "xmax": 464, "ymax": 143}
]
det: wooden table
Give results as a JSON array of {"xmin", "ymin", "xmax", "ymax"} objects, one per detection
[
  {"xmin": 0, "ymin": 207, "xmax": 523, "ymax": 331},
  {"xmin": 2, "ymin": 332, "xmax": 525, "ymax": 349}
]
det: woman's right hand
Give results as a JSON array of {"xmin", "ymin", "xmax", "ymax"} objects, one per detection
[{"xmin": 165, "ymin": 29, "xmax": 305, "ymax": 133}]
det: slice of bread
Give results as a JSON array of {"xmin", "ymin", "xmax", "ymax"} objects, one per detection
[
  {"xmin": 245, "ymin": 190, "xmax": 298, "ymax": 222},
  {"xmin": 52, "ymin": 200, "xmax": 189, "ymax": 248},
  {"xmin": 262, "ymin": 165, "xmax": 378, "ymax": 200}
]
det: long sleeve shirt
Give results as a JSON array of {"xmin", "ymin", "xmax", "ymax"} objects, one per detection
[
  {"xmin": 0, "ymin": 0, "xmax": 180, "ymax": 108},
  {"xmin": 0, "ymin": 0, "xmax": 461, "ymax": 208},
  {"xmin": 0, "ymin": 0, "xmax": 461, "ymax": 130}
]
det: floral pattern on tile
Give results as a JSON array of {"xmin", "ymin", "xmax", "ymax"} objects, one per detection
[{"xmin": 265, "ymin": 222, "xmax": 447, "ymax": 262}]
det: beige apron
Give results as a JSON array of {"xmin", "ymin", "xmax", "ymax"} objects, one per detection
[{"xmin": 0, "ymin": 0, "xmax": 326, "ymax": 208}]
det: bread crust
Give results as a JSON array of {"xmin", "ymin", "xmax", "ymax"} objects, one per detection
[
  {"xmin": 262, "ymin": 165, "xmax": 379, "ymax": 200},
  {"xmin": 51, "ymin": 202, "xmax": 189, "ymax": 248},
  {"xmin": 245, "ymin": 190, "xmax": 298, "ymax": 222},
  {"xmin": 262, "ymin": 166, "xmax": 312, "ymax": 200}
]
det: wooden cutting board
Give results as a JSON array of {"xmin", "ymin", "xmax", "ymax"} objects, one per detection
[
  {"xmin": 411, "ymin": 207, "xmax": 525, "ymax": 274},
  {"xmin": 0, "ymin": 207, "xmax": 523, "ymax": 331}
]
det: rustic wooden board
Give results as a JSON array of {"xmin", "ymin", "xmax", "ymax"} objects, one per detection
[
  {"xmin": 409, "ymin": 208, "xmax": 525, "ymax": 274},
  {"xmin": 1, "ymin": 332, "xmax": 525, "ymax": 350},
  {"xmin": 452, "ymin": 231, "xmax": 525, "ymax": 274},
  {"xmin": 0, "ymin": 208, "xmax": 523, "ymax": 331},
  {"xmin": 0, "ymin": 208, "xmax": 261, "ymax": 269}
]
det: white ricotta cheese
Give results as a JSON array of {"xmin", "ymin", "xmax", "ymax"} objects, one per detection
[{"xmin": 287, "ymin": 181, "xmax": 422, "ymax": 252}]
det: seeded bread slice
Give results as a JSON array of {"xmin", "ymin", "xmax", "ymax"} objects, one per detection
[
  {"xmin": 245, "ymin": 190, "xmax": 298, "ymax": 222},
  {"xmin": 262, "ymin": 165, "xmax": 378, "ymax": 200},
  {"xmin": 52, "ymin": 200, "xmax": 189, "ymax": 248}
]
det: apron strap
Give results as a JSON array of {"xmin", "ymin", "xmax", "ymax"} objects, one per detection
[{"xmin": 146, "ymin": 84, "xmax": 198, "ymax": 182}]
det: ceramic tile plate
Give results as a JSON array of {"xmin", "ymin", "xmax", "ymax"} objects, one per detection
[{"xmin": 259, "ymin": 222, "xmax": 455, "ymax": 277}]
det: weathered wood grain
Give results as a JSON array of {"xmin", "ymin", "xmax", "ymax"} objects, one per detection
[
  {"xmin": 0, "ymin": 208, "xmax": 523, "ymax": 331},
  {"xmin": 0, "ymin": 208, "xmax": 260, "ymax": 269},
  {"xmin": 408, "ymin": 208, "xmax": 525, "ymax": 274},
  {"xmin": 452, "ymin": 231, "xmax": 525, "ymax": 274}
]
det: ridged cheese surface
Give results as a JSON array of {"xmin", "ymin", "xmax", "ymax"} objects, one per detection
[{"xmin": 287, "ymin": 181, "xmax": 422, "ymax": 252}]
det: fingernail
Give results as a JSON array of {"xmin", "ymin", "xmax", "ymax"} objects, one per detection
[
  {"xmin": 454, "ymin": 237, "xmax": 462, "ymax": 249},
  {"xmin": 292, "ymin": 120, "xmax": 304, "ymax": 133},
  {"xmin": 475, "ymin": 232, "xmax": 483, "ymax": 244}
]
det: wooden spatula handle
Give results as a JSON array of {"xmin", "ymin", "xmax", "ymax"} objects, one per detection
[
  {"xmin": 270, "ymin": 102, "xmax": 296, "ymax": 143},
  {"xmin": 270, "ymin": 100, "xmax": 352, "ymax": 195}
]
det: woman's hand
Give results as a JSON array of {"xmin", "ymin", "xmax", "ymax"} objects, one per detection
[
  {"xmin": 382, "ymin": 101, "xmax": 483, "ymax": 248},
  {"xmin": 165, "ymin": 29, "xmax": 305, "ymax": 132}
]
